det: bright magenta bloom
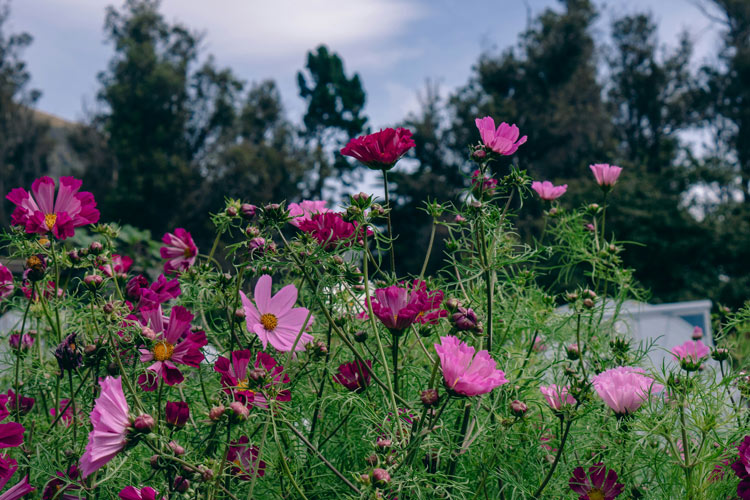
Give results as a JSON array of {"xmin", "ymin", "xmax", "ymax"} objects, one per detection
[
  {"xmin": 160, "ymin": 229, "xmax": 198, "ymax": 274},
  {"xmin": 138, "ymin": 304, "xmax": 207, "ymax": 386},
  {"xmin": 0, "ymin": 456, "xmax": 17, "ymax": 493},
  {"xmin": 119, "ymin": 486, "xmax": 166, "ymax": 500},
  {"xmin": 0, "ymin": 265, "xmax": 12, "ymax": 300},
  {"xmin": 240, "ymin": 275, "xmax": 313, "ymax": 353},
  {"xmin": 591, "ymin": 366, "xmax": 663, "ymax": 416},
  {"xmin": 296, "ymin": 212, "xmax": 368, "ymax": 251},
  {"xmin": 569, "ymin": 463, "xmax": 624, "ymax": 500},
  {"xmin": 333, "ymin": 360, "xmax": 372, "ymax": 393},
  {"xmin": 531, "ymin": 180, "xmax": 568, "ymax": 201},
  {"xmin": 165, "ymin": 401, "xmax": 189, "ymax": 428},
  {"xmin": 288, "ymin": 200, "xmax": 329, "ymax": 228},
  {"xmin": 6, "ymin": 176, "xmax": 99, "ymax": 239},
  {"xmin": 80, "ymin": 376, "xmax": 130, "ymax": 478},
  {"xmin": 368, "ymin": 280, "xmax": 446, "ymax": 332},
  {"xmin": 227, "ymin": 436, "xmax": 266, "ymax": 480},
  {"xmin": 340, "ymin": 127, "xmax": 415, "ymax": 170},
  {"xmin": 671, "ymin": 340, "xmax": 710, "ymax": 365},
  {"xmin": 589, "ymin": 164, "xmax": 622, "ymax": 188},
  {"xmin": 434, "ymin": 335, "xmax": 508, "ymax": 396},
  {"xmin": 540, "ymin": 384, "xmax": 576, "ymax": 411},
  {"xmin": 100, "ymin": 254, "xmax": 133, "ymax": 278},
  {"xmin": 214, "ymin": 350, "xmax": 291, "ymax": 408},
  {"xmin": 475, "ymin": 117, "xmax": 527, "ymax": 155},
  {"xmin": 0, "ymin": 475, "xmax": 34, "ymax": 500}
]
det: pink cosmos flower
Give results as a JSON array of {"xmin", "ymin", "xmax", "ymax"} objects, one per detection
[
  {"xmin": 0, "ymin": 455, "xmax": 16, "ymax": 492},
  {"xmin": 240, "ymin": 275, "xmax": 313, "ymax": 353},
  {"xmin": 475, "ymin": 117, "xmax": 527, "ymax": 155},
  {"xmin": 589, "ymin": 164, "xmax": 622, "ymax": 188},
  {"xmin": 137, "ymin": 304, "xmax": 206, "ymax": 386},
  {"xmin": 227, "ymin": 436, "xmax": 266, "ymax": 480},
  {"xmin": 80, "ymin": 376, "xmax": 130, "ymax": 478},
  {"xmin": 540, "ymin": 385, "xmax": 576, "ymax": 411},
  {"xmin": 6, "ymin": 176, "xmax": 99, "ymax": 239},
  {"xmin": 119, "ymin": 486, "xmax": 166, "ymax": 500},
  {"xmin": 591, "ymin": 366, "xmax": 663, "ymax": 416},
  {"xmin": 214, "ymin": 350, "xmax": 291, "ymax": 408},
  {"xmin": 21, "ymin": 281, "xmax": 63, "ymax": 301},
  {"xmin": 160, "ymin": 229, "xmax": 198, "ymax": 274},
  {"xmin": 134, "ymin": 274, "xmax": 181, "ymax": 306},
  {"xmin": 0, "ymin": 265, "xmax": 12, "ymax": 300},
  {"xmin": 296, "ymin": 212, "xmax": 368, "ymax": 251},
  {"xmin": 672, "ymin": 340, "xmax": 710, "ymax": 365},
  {"xmin": 49, "ymin": 399, "xmax": 75, "ymax": 427},
  {"xmin": 288, "ymin": 200, "xmax": 330, "ymax": 228},
  {"xmin": 0, "ymin": 397, "xmax": 24, "ymax": 449},
  {"xmin": 100, "ymin": 254, "xmax": 133, "ymax": 278},
  {"xmin": 368, "ymin": 280, "xmax": 446, "ymax": 332},
  {"xmin": 0, "ymin": 475, "xmax": 34, "ymax": 500},
  {"xmin": 8, "ymin": 334, "xmax": 33, "ymax": 352},
  {"xmin": 569, "ymin": 463, "xmax": 624, "ymax": 500},
  {"xmin": 341, "ymin": 127, "xmax": 415, "ymax": 170},
  {"xmin": 165, "ymin": 401, "xmax": 189, "ymax": 428},
  {"xmin": 333, "ymin": 360, "xmax": 372, "ymax": 393},
  {"xmin": 531, "ymin": 181, "xmax": 568, "ymax": 201},
  {"xmin": 434, "ymin": 335, "xmax": 508, "ymax": 397}
]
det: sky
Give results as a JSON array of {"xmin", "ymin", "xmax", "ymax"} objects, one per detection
[{"xmin": 6, "ymin": 0, "xmax": 721, "ymax": 131}]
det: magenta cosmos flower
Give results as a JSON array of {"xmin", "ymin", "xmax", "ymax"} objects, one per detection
[
  {"xmin": 288, "ymin": 200, "xmax": 330, "ymax": 228},
  {"xmin": 100, "ymin": 254, "xmax": 133, "ymax": 278},
  {"xmin": 591, "ymin": 366, "xmax": 663, "ymax": 416},
  {"xmin": 531, "ymin": 180, "xmax": 568, "ymax": 201},
  {"xmin": 340, "ymin": 127, "xmax": 415, "ymax": 171},
  {"xmin": 0, "ymin": 397, "xmax": 24, "ymax": 450},
  {"xmin": 138, "ymin": 304, "xmax": 207, "ymax": 386},
  {"xmin": 296, "ymin": 212, "xmax": 371, "ymax": 251},
  {"xmin": 160, "ymin": 228, "xmax": 198, "ymax": 274},
  {"xmin": 475, "ymin": 116, "xmax": 527, "ymax": 155},
  {"xmin": 368, "ymin": 280, "xmax": 446, "ymax": 332},
  {"xmin": 6, "ymin": 176, "xmax": 99, "ymax": 239},
  {"xmin": 119, "ymin": 486, "xmax": 166, "ymax": 500},
  {"xmin": 214, "ymin": 350, "xmax": 291, "ymax": 408},
  {"xmin": 434, "ymin": 335, "xmax": 508, "ymax": 396},
  {"xmin": 80, "ymin": 376, "xmax": 130, "ymax": 478},
  {"xmin": 227, "ymin": 436, "xmax": 266, "ymax": 480},
  {"xmin": 165, "ymin": 401, "xmax": 189, "ymax": 428},
  {"xmin": 589, "ymin": 164, "xmax": 622, "ymax": 188},
  {"xmin": 732, "ymin": 436, "xmax": 750, "ymax": 499},
  {"xmin": 569, "ymin": 463, "xmax": 624, "ymax": 500},
  {"xmin": 540, "ymin": 384, "xmax": 576, "ymax": 411},
  {"xmin": 0, "ymin": 476, "xmax": 34, "ymax": 500},
  {"xmin": 671, "ymin": 340, "xmax": 710, "ymax": 371},
  {"xmin": 240, "ymin": 275, "xmax": 313, "ymax": 353},
  {"xmin": 0, "ymin": 264, "xmax": 12, "ymax": 300},
  {"xmin": 333, "ymin": 360, "xmax": 372, "ymax": 393}
]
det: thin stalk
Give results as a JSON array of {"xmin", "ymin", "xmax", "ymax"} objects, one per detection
[
  {"xmin": 533, "ymin": 418, "xmax": 573, "ymax": 497},
  {"xmin": 382, "ymin": 169, "xmax": 396, "ymax": 275},
  {"xmin": 392, "ymin": 332, "xmax": 400, "ymax": 396},
  {"xmin": 14, "ymin": 296, "xmax": 32, "ymax": 422},
  {"xmin": 419, "ymin": 219, "xmax": 437, "ymax": 280},
  {"xmin": 270, "ymin": 408, "xmax": 309, "ymax": 500},
  {"xmin": 485, "ymin": 269, "xmax": 494, "ymax": 352},
  {"xmin": 679, "ymin": 400, "xmax": 694, "ymax": 499},
  {"xmin": 575, "ymin": 313, "xmax": 588, "ymax": 382},
  {"xmin": 68, "ymin": 370, "xmax": 77, "ymax": 447},
  {"xmin": 447, "ymin": 401, "xmax": 473, "ymax": 479}
]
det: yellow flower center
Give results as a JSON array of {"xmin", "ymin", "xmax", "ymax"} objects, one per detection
[
  {"xmin": 44, "ymin": 213, "xmax": 57, "ymax": 230},
  {"xmin": 236, "ymin": 379, "xmax": 252, "ymax": 392},
  {"xmin": 183, "ymin": 247, "xmax": 193, "ymax": 258},
  {"xmin": 260, "ymin": 313, "xmax": 278, "ymax": 331},
  {"xmin": 39, "ymin": 237, "xmax": 50, "ymax": 246},
  {"xmin": 153, "ymin": 341, "xmax": 175, "ymax": 361},
  {"xmin": 587, "ymin": 489, "xmax": 605, "ymax": 500}
]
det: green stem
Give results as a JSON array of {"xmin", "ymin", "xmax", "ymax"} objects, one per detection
[
  {"xmin": 447, "ymin": 402, "xmax": 473, "ymax": 481},
  {"xmin": 419, "ymin": 219, "xmax": 437, "ymax": 280},
  {"xmin": 392, "ymin": 332, "xmax": 400, "ymax": 397},
  {"xmin": 14, "ymin": 296, "xmax": 32, "ymax": 422},
  {"xmin": 382, "ymin": 169, "xmax": 396, "ymax": 276},
  {"xmin": 68, "ymin": 369, "xmax": 77, "ymax": 447},
  {"xmin": 533, "ymin": 418, "xmax": 573, "ymax": 497}
]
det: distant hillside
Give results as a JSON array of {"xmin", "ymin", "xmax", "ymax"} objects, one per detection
[{"xmin": 31, "ymin": 109, "xmax": 86, "ymax": 177}]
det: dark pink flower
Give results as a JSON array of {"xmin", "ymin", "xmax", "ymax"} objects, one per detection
[
  {"xmin": 288, "ymin": 200, "xmax": 330, "ymax": 228},
  {"xmin": 214, "ymin": 350, "xmax": 291, "ymax": 408},
  {"xmin": 368, "ymin": 280, "xmax": 446, "ymax": 332},
  {"xmin": 0, "ymin": 475, "xmax": 34, "ymax": 499},
  {"xmin": 540, "ymin": 385, "xmax": 576, "ymax": 411},
  {"xmin": 49, "ymin": 399, "xmax": 75, "ymax": 427},
  {"xmin": 589, "ymin": 164, "xmax": 622, "ymax": 188},
  {"xmin": 0, "ymin": 423, "xmax": 24, "ymax": 450},
  {"xmin": 119, "ymin": 486, "xmax": 166, "ymax": 500},
  {"xmin": 296, "ymin": 212, "xmax": 368, "ymax": 251},
  {"xmin": 8, "ymin": 334, "xmax": 33, "ymax": 352},
  {"xmin": 671, "ymin": 340, "xmax": 710, "ymax": 371},
  {"xmin": 591, "ymin": 366, "xmax": 663, "ymax": 416},
  {"xmin": 6, "ymin": 176, "xmax": 99, "ymax": 239},
  {"xmin": 475, "ymin": 117, "xmax": 527, "ymax": 155},
  {"xmin": 137, "ymin": 274, "xmax": 181, "ymax": 307},
  {"xmin": 732, "ymin": 435, "xmax": 750, "ymax": 480},
  {"xmin": 531, "ymin": 180, "xmax": 568, "ymax": 201},
  {"xmin": 0, "ymin": 455, "xmax": 17, "ymax": 491},
  {"xmin": 340, "ymin": 127, "xmax": 415, "ymax": 170},
  {"xmin": 569, "ymin": 463, "xmax": 624, "ymax": 500},
  {"xmin": 227, "ymin": 436, "xmax": 266, "ymax": 480},
  {"xmin": 240, "ymin": 275, "xmax": 313, "ymax": 353},
  {"xmin": 138, "ymin": 304, "xmax": 206, "ymax": 386},
  {"xmin": 434, "ymin": 335, "xmax": 508, "ymax": 396},
  {"xmin": 0, "ymin": 265, "xmax": 12, "ymax": 300},
  {"xmin": 99, "ymin": 254, "xmax": 133, "ymax": 278},
  {"xmin": 2, "ymin": 391, "xmax": 33, "ymax": 416},
  {"xmin": 80, "ymin": 376, "xmax": 130, "ymax": 478},
  {"xmin": 21, "ymin": 281, "xmax": 63, "ymax": 301},
  {"xmin": 160, "ymin": 229, "xmax": 198, "ymax": 274},
  {"xmin": 165, "ymin": 401, "xmax": 189, "ymax": 428},
  {"xmin": 333, "ymin": 360, "xmax": 372, "ymax": 393}
]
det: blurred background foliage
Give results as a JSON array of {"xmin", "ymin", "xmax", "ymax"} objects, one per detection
[{"xmin": 1, "ymin": 0, "xmax": 750, "ymax": 309}]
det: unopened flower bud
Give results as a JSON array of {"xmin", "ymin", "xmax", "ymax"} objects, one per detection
[
  {"xmin": 353, "ymin": 330, "xmax": 368, "ymax": 343},
  {"xmin": 332, "ymin": 255, "xmax": 344, "ymax": 265},
  {"xmin": 174, "ymin": 476, "xmax": 190, "ymax": 493},
  {"xmin": 454, "ymin": 214, "xmax": 466, "ymax": 224},
  {"xmin": 234, "ymin": 308, "xmax": 245, "ymax": 321},
  {"xmin": 248, "ymin": 366, "xmax": 267, "ymax": 384},
  {"xmin": 226, "ymin": 206, "xmax": 238, "ymax": 217},
  {"xmin": 444, "ymin": 298, "xmax": 461, "ymax": 312},
  {"xmin": 420, "ymin": 388, "xmax": 439, "ymax": 407},
  {"xmin": 583, "ymin": 298, "xmax": 595, "ymax": 309},
  {"xmin": 229, "ymin": 401, "xmax": 249, "ymax": 421},
  {"xmin": 103, "ymin": 302, "xmax": 115, "ymax": 314},
  {"xmin": 68, "ymin": 250, "xmax": 80, "ymax": 263},
  {"xmin": 84, "ymin": 274, "xmax": 103, "ymax": 289},
  {"xmin": 89, "ymin": 241, "xmax": 103, "ymax": 255},
  {"xmin": 365, "ymin": 453, "xmax": 378, "ymax": 466},
  {"xmin": 472, "ymin": 149, "xmax": 487, "ymax": 160},
  {"xmin": 150, "ymin": 455, "xmax": 161, "ymax": 469},
  {"xmin": 548, "ymin": 207, "xmax": 559, "ymax": 216},
  {"xmin": 168, "ymin": 440, "xmax": 185, "ymax": 455},
  {"xmin": 371, "ymin": 468, "xmax": 391, "ymax": 488},
  {"xmin": 311, "ymin": 340, "xmax": 328, "ymax": 358},
  {"xmin": 240, "ymin": 204, "xmax": 257, "ymax": 219},
  {"xmin": 566, "ymin": 344, "xmax": 580, "ymax": 360},
  {"xmin": 584, "ymin": 223, "xmax": 595, "ymax": 232},
  {"xmin": 452, "ymin": 307, "xmax": 479, "ymax": 332},
  {"xmin": 209, "ymin": 405, "xmax": 225, "ymax": 421},
  {"xmin": 141, "ymin": 326, "xmax": 157, "ymax": 341},
  {"xmin": 712, "ymin": 348, "xmax": 729, "ymax": 362},
  {"xmin": 370, "ymin": 204, "xmax": 385, "ymax": 217},
  {"xmin": 199, "ymin": 465, "xmax": 214, "ymax": 482},
  {"xmin": 510, "ymin": 400, "xmax": 528, "ymax": 417},
  {"xmin": 691, "ymin": 326, "xmax": 703, "ymax": 340},
  {"xmin": 376, "ymin": 438, "xmax": 392, "ymax": 451},
  {"xmin": 133, "ymin": 414, "xmax": 155, "ymax": 433}
]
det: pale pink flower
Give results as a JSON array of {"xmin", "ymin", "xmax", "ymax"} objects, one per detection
[
  {"xmin": 592, "ymin": 366, "xmax": 663, "ymax": 416},
  {"xmin": 531, "ymin": 181, "xmax": 567, "ymax": 201},
  {"xmin": 160, "ymin": 229, "xmax": 198, "ymax": 274},
  {"xmin": 240, "ymin": 275, "xmax": 313, "ymax": 353},
  {"xmin": 434, "ymin": 335, "xmax": 508, "ymax": 396},
  {"xmin": 287, "ymin": 200, "xmax": 330, "ymax": 228},
  {"xmin": 475, "ymin": 117, "xmax": 527, "ymax": 155},
  {"xmin": 80, "ymin": 376, "xmax": 130, "ymax": 478},
  {"xmin": 540, "ymin": 384, "xmax": 576, "ymax": 410},
  {"xmin": 589, "ymin": 164, "xmax": 622, "ymax": 188},
  {"xmin": 672, "ymin": 340, "xmax": 710, "ymax": 363}
]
